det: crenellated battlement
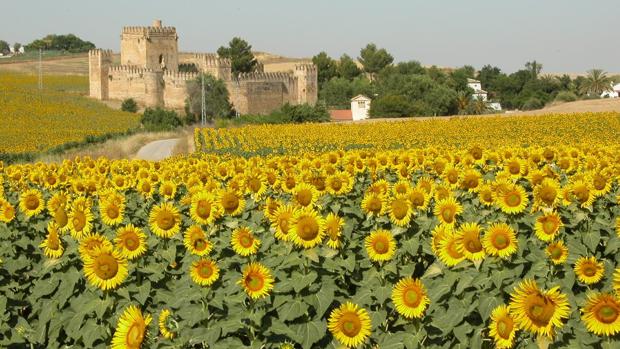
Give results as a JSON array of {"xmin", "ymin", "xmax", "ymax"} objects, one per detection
[
  {"xmin": 189, "ymin": 53, "xmax": 231, "ymax": 66},
  {"xmin": 295, "ymin": 64, "xmax": 317, "ymax": 72},
  {"xmin": 163, "ymin": 70, "xmax": 199, "ymax": 81},
  {"xmin": 109, "ymin": 65, "xmax": 157, "ymax": 75},
  {"xmin": 236, "ymin": 71, "xmax": 295, "ymax": 82},
  {"xmin": 89, "ymin": 49, "xmax": 113, "ymax": 57},
  {"xmin": 122, "ymin": 26, "xmax": 177, "ymax": 36}
]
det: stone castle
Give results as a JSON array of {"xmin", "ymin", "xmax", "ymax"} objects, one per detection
[{"xmin": 88, "ymin": 20, "xmax": 317, "ymax": 114}]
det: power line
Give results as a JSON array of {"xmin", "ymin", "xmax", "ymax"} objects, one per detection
[{"xmin": 201, "ymin": 73, "xmax": 206, "ymax": 126}]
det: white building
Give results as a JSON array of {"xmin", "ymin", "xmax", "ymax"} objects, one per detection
[
  {"xmin": 351, "ymin": 95, "xmax": 371, "ymax": 121},
  {"xmin": 467, "ymin": 78, "xmax": 488, "ymax": 101},
  {"xmin": 601, "ymin": 83, "xmax": 620, "ymax": 99}
]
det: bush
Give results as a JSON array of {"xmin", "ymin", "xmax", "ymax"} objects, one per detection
[
  {"xmin": 369, "ymin": 95, "xmax": 413, "ymax": 117},
  {"xmin": 140, "ymin": 108, "xmax": 182, "ymax": 131},
  {"xmin": 554, "ymin": 91, "xmax": 577, "ymax": 103},
  {"xmin": 121, "ymin": 98, "xmax": 138, "ymax": 113},
  {"xmin": 521, "ymin": 97, "xmax": 544, "ymax": 110},
  {"xmin": 281, "ymin": 103, "xmax": 330, "ymax": 123}
]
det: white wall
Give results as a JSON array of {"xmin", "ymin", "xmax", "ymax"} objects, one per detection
[{"xmin": 351, "ymin": 99, "xmax": 370, "ymax": 121}]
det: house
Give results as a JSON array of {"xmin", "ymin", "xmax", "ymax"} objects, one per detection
[
  {"xmin": 601, "ymin": 83, "xmax": 620, "ymax": 98},
  {"xmin": 329, "ymin": 95, "xmax": 372, "ymax": 122},
  {"xmin": 467, "ymin": 78, "xmax": 488, "ymax": 101}
]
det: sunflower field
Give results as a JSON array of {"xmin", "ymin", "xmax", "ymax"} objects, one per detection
[
  {"xmin": 0, "ymin": 73, "xmax": 140, "ymax": 155},
  {"xmin": 1, "ymin": 112, "xmax": 620, "ymax": 348}
]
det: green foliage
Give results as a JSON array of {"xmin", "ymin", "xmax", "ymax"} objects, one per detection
[
  {"xmin": 25, "ymin": 34, "xmax": 95, "ymax": 53},
  {"xmin": 337, "ymin": 54, "xmax": 362, "ymax": 80},
  {"xmin": 224, "ymin": 103, "xmax": 330, "ymax": 126},
  {"xmin": 312, "ymin": 52, "xmax": 338, "ymax": 87},
  {"xmin": 359, "ymin": 43, "xmax": 394, "ymax": 76},
  {"xmin": 217, "ymin": 37, "xmax": 258, "ymax": 76},
  {"xmin": 369, "ymin": 95, "xmax": 413, "ymax": 117},
  {"xmin": 140, "ymin": 107, "xmax": 182, "ymax": 131},
  {"xmin": 522, "ymin": 97, "xmax": 544, "ymax": 110},
  {"xmin": 319, "ymin": 76, "xmax": 373, "ymax": 109},
  {"xmin": 121, "ymin": 98, "xmax": 138, "ymax": 113},
  {"xmin": 555, "ymin": 91, "xmax": 578, "ymax": 103},
  {"xmin": 580, "ymin": 69, "xmax": 612, "ymax": 96},
  {"xmin": 186, "ymin": 74, "xmax": 233, "ymax": 122},
  {"xmin": 0, "ymin": 40, "xmax": 9, "ymax": 54}
]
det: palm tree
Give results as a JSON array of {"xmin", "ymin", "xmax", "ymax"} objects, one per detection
[
  {"xmin": 456, "ymin": 90, "xmax": 470, "ymax": 115},
  {"xmin": 580, "ymin": 69, "xmax": 611, "ymax": 96}
]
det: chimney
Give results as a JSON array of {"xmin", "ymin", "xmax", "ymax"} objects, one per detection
[{"xmin": 153, "ymin": 19, "xmax": 162, "ymax": 28}]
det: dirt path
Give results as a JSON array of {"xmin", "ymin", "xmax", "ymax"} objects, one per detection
[{"xmin": 134, "ymin": 138, "xmax": 180, "ymax": 161}]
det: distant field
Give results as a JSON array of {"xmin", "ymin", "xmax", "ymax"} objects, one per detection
[{"xmin": 0, "ymin": 73, "xmax": 140, "ymax": 155}]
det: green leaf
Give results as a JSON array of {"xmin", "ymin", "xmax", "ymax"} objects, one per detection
[
  {"xmin": 268, "ymin": 319, "xmax": 302, "ymax": 343},
  {"xmin": 278, "ymin": 298, "xmax": 309, "ymax": 322},
  {"xmin": 293, "ymin": 320, "xmax": 327, "ymax": 349},
  {"xmin": 478, "ymin": 295, "xmax": 502, "ymax": 319},
  {"xmin": 307, "ymin": 285, "xmax": 334, "ymax": 319},
  {"xmin": 292, "ymin": 271, "xmax": 318, "ymax": 293},
  {"xmin": 582, "ymin": 230, "xmax": 601, "ymax": 252}
]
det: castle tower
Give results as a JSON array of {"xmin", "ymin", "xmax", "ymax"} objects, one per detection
[
  {"xmin": 293, "ymin": 64, "xmax": 318, "ymax": 105},
  {"xmin": 120, "ymin": 20, "xmax": 179, "ymax": 72},
  {"xmin": 88, "ymin": 49, "xmax": 112, "ymax": 99},
  {"xmin": 144, "ymin": 70, "xmax": 164, "ymax": 107}
]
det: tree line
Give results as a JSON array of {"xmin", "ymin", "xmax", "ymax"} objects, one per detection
[{"xmin": 1, "ymin": 34, "xmax": 95, "ymax": 54}]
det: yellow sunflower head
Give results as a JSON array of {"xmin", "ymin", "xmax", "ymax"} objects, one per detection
[
  {"xmin": 478, "ymin": 184, "xmax": 495, "ymax": 207},
  {"xmin": 69, "ymin": 207, "xmax": 94, "ymax": 240},
  {"xmin": 488, "ymin": 304, "xmax": 517, "ymax": 349},
  {"xmin": 574, "ymin": 256, "xmax": 605, "ymax": 285},
  {"xmin": 40, "ymin": 221, "xmax": 64, "ymax": 259},
  {"xmin": 615, "ymin": 268, "xmax": 620, "ymax": 294},
  {"xmin": 508, "ymin": 279, "xmax": 570, "ymax": 338},
  {"xmin": 534, "ymin": 212, "xmax": 563, "ymax": 242},
  {"xmin": 455, "ymin": 222, "xmax": 485, "ymax": 261},
  {"xmin": 388, "ymin": 194, "xmax": 413, "ymax": 227},
  {"xmin": 361, "ymin": 192, "xmax": 387, "ymax": 216},
  {"xmin": 190, "ymin": 258, "xmax": 220, "ymax": 286},
  {"xmin": 290, "ymin": 208, "xmax": 325, "ymax": 249},
  {"xmin": 327, "ymin": 302, "xmax": 372, "ymax": 348},
  {"xmin": 570, "ymin": 180, "xmax": 594, "ymax": 208},
  {"xmin": 115, "ymin": 224, "xmax": 147, "ymax": 260},
  {"xmin": 581, "ymin": 292, "xmax": 620, "ymax": 337},
  {"xmin": 83, "ymin": 245, "xmax": 128, "ymax": 291},
  {"xmin": 293, "ymin": 182, "xmax": 318, "ymax": 208},
  {"xmin": 19, "ymin": 188, "xmax": 44, "ymax": 218},
  {"xmin": 238, "ymin": 262, "xmax": 274, "ymax": 300},
  {"xmin": 231, "ymin": 226, "xmax": 261, "ymax": 256},
  {"xmin": 534, "ymin": 178, "xmax": 560, "ymax": 208},
  {"xmin": 545, "ymin": 241, "xmax": 568, "ymax": 265},
  {"xmin": 0, "ymin": 199, "xmax": 16, "ymax": 223},
  {"xmin": 148, "ymin": 202, "xmax": 181, "ymax": 238},
  {"xmin": 183, "ymin": 225, "xmax": 212, "ymax": 256},
  {"xmin": 431, "ymin": 224, "xmax": 451, "ymax": 255},
  {"xmin": 158, "ymin": 308, "xmax": 176, "ymax": 339},
  {"xmin": 365, "ymin": 229, "xmax": 396, "ymax": 262},
  {"xmin": 325, "ymin": 212, "xmax": 344, "ymax": 249},
  {"xmin": 219, "ymin": 189, "xmax": 245, "ymax": 216},
  {"xmin": 391, "ymin": 277, "xmax": 430, "ymax": 319},
  {"xmin": 495, "ymin": 184, "xmax": 528, "ymax": 215},
  {"xmin": 100, "ymin": 199, "xmax": 125, "ymax": 227},
  {"xmin": 437, "ymin": 231, "xmax": 465, "ymax": 267},
  {"xmin": 79, "ymin": 233, "xmax": 113, "ymax": 259},
  {"xmin": 483, "ymin": 222, "xmax": 518, "ymax": 258},
  {"xmin": 270, "ymin": 204, "xmax": 297, "ymax": 242},
  {"xmin": 158, "ymin": 180, "xmax": 177, "ymax": 199},
  {"xmin": 111, "ymin": 305, "xmax": 152, "ymax": 349},
  {"xmin": 190, "ymin": 191, "xmax": 222, "ymax": 225},
  {"xmin": 433, "ymin": 197, "xmax": 463, "ymax": 226}
]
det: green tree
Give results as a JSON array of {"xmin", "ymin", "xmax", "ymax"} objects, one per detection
[
  {"xmin": 369, "ymin": 95, "xmax": 413, "ymax": 117},
  {"xmin": 0, "ymin": 40, "xmax": 10, "ymax": 54},
  {"xmin": 312, "ymin": 52, "xmax": 338, "ymax": 87},
  {"xmin": 186, "ymin": 74, "xmax": 233, "ymax": 121},
  {"xmin": 121, "ymin": 98, "xmax": 138, "ymax": 113},
  {"xmin": 13, "ymin": 43, "xmax": 21, "ymax": 53},
  {"xmin": 580, "ymin": 69, "xmax": 611, "ymax": 96},
  {"xmin": 337, "ymin": 54, "xmax": 362, "ymax": 80},
  {"xmin": 141, "ymin": 108, "xmax": 182, "ymax": 131},
  {"xmin": 525, "ymin": 60, "xmax": 543, "ymax": 80},
  {"xmin": 25, "ymin": 34, "xmax": 94, "ymax": 52},
  {"xmin": 450, "ymin": 65, "xmax": 476, "ymax": 91},
  {"xmin": 359, "ymin": 43, "xmax": 393, "ymax": 80},
  {"xmin": 456, "ymin": 90, "xmax": 471, "ymax": 115},
  {"xmin": 217, "ymin": 37, "xmax": 258, "ymax": 76}
]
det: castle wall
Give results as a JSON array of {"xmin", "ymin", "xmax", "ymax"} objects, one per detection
[
  {"xmin": 88, "ymin": 49, "xmax": 112, "ymax": 99},
  {"xmin": 107, "ymin": 66, "xmax": 163, "ymax": 107},
  {"xmin": 182, "ymin": 54, "xmax": 231, "ymax": 81},
  {"xmin": 121, "ymin": 25, "xmax": 178, "ymax": 71},
  {"xmin": 163, "ymin": 71, "xmax": 197, "ymax": 109}
]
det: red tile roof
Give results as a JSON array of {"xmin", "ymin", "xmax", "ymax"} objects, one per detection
[{"xmin": 329, "ymin": 109, "xmax": 352, "ymax": 121}]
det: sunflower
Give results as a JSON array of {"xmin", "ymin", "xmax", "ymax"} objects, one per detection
[
  {"xmin": 478, "ymin": 184, "xmax": 495, "ymax": 207},
  {"xmin": 495, "ymin": 184, "xmax": 528, "ymax": 214},
  {"xmin": 437, "ymin": 231, "xmax": 465, "ymax": 266},
  {"xmin": 455, "ymin": 222, "xmax": 485, "ymax": 261},
  {"xmin": 533, "ymin": 178, "xmax": 560, "ymax": 209},
  {"xmin": 388, "ymin": 194, "xmax": 413, "ymax": 227},
  {"xmin": 442, "ymin": 164, "xmax": 461, "ymax": 188},
  {"xmin": 545, "ymin": 241, "xmax": 568, "ymax": 265},
  {"xmin": 433, "ymin": 197, "xmax": 462, "ymax": 227},
  {"xmin": 40, "ymin": 222, "xmax": 64, "ymax": 259},
  {"xmin": 271, "ymin": 204, "xmax": 297, "ymax": 241},
  {"xmin": 137, "ymin": 179, "xmax": 155, "ymax": 198},
  {"xmin": 263, "ymin": 197, "xmax": 282, "ymax": 221},
  {"xmin": 326, "ymin": 172, "xmax": 352, "ymax": 196},
  {"xmin": 290, "ymin": 208, "xmax": 325, "ymax": 249},
  {"xmin": 0, "ymin": 199, "xmax": 16, "ymax": 223},
  {"xmin": 100, "ymin": 199, "xmax": 125, "ymax": 226},
  {"xmin": 361, "ymin": 192, "xmax": 386, "ymax": 216},
  {"xmin": 219, "ymin": 189, "xmax": 245, "ymax": 216},
  {"xmin": 244, "ymin": 172, "xmax": 268, "ymax": 199},
  {"xmin": 111, "ymin": 305, "xmax": 152, "ymax": 349},
  {"xmin": 83, "ymin": 245, "xmax": 128, "ymax": 290},
  {"xmin": 190, "ymin": 191, "xmax": 221, "ymax": 225},
  {"xmin": 483, "ymin": 223, "xmax": 518, "ymax": 258},
  {"xmin": 325, "ymin": 212, "xmax": 344, "ymax": 249},
  {"xmin": 488, "ymin": 305, "xmax": 517, "ymax": 349},
  {"xmin": 183, "ymin": 225, "xmax": 212, "ymax": 256},
  {"xmin": 52, "ymin": 205, "xmax": 69, "ymax": 231},
  {"xmin": 115, "ymin": 224, "xmax": 147, "ymax": 260},
  {"xmin": 238, "ymin": 262, "xmax": 274, "ymax": 300},
  {"xmin": 292, "ymin": 182, "xmax": 318, "ymax": 208},
  {"xmin": 190, "ymin": 258, "xmax": 220, "ymax": 286},
  {"xmin": 158, "ymin": 309, "xmax": 176, "ymax": 339},
  {"xmin": 391, "ymin": 277, "xmax": 429, "ymax": 319},
  {"xmin": 327, "ymin": 302, "xmax": 372, "ymax": 348},
  {"xmin": 68, "ymin": 207, "xmax": 94, "ymax": 240},
  {"xmin": 19, "ymin": 188, "xmax": 44, "ymax": 217},
  {"xmin": 509, "ymin": 279, "xmax": 570, "ymax": 338},
  {"xmin": 581, "ymin": 292, "xmax": 620, "ymax": 336},
  {"xmin": 407, "ymin": 187, "xmax": 430, "ymax": 212},
  {"xmin": 574, "ymin": 256, "xmax": 605, "ymax": 285},
  {"xmin": 158, "ymin": 180, "xmax": 177, "ymax": 200},
  {"xmin": 392, "ymin": 180, "xmax": 412, "ymax": 196},
  {"xmin": 149, "ymin": 202, "xmax": 181, "ymax": 238},
  {"xmin": 460, "ymin": 168, "xmax": 481, "ymax": 192},
  {"xmin": 534, "ymin": 212, "xmax": 563, "ymax": 242},
  {"xmin": 431, "ymin": 224, "xmax": 451, "ymax": 255},
  {"xmin": 590, "ymin": 172, "xmax": 612, "ymax": 197},
  {"xmin": 616, "ymin": 217, "xmax": 620, "ymax": 238},
  {"xmin": 614, "ymin": 268, "xmax": 620, "ymax": 294},
  {"xmin": 570, "ymin": 180, "xmax": 595, "ymax": 208},
  {"xmin": 231, "ymin": 226, "xmax": 261, "ymax": 256},
  {"xmin": 79, "ymin": 233, "xmax": 114, "ymax": 259},
  {"xmin": 365, "ymin": 229, "xmax": 396, "ymax": 262}
]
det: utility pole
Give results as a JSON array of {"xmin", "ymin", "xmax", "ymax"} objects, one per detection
[
  {"xmin": 38, "ymin": 48, "xmax": 43, "ymax": 90},
  {"xmin": 201, "ymin": 74, "xmax": 206, "ymax": 126}
]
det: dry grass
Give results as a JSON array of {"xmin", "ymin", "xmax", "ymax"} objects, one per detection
[{"xmin": 514, "ymin": 98, "xmax": 620, "ymax": 114}]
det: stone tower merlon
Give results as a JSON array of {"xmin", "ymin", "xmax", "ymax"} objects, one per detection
[
  {"xmin": 293, "ymin": 64, "xmax": 318, "ymax": 105},
  {"xmin": 88, "ymin": 49, "xmax": 113, "ymax": 99},
  {"xmin": 184, "ymin": 53, "xmax": 232, "ymax": 81},
  {"xmin": 120, "ymin": 20, "xmax": 179, "ymax": 72}
]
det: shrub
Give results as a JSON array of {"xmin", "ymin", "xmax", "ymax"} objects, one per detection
[
  {"xmin": 555, "ymin": 91, "xmax": 577, "ymax": 103},
  {"xmin": 121, "ymin": 98, "xmax": 138, "ymax": 113},
  {"xmin": 521, "ymin": 97, "xmax": 544, "ymax": 110},
  {"xmin": 140, "ymin": 107, "xmax": 182, "ymax": 131},
  {"xmin": 369, "ymin": 95, "xmax": 413, "ymax": 117},
  {"xmin": 281, "ymin": 103, "xmax": 330, "ymax": 123}
]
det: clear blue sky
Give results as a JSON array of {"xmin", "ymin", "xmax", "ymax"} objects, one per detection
[{"xmin": 3, "ymin": 0, "xmax": 619, "ymax": 73}]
